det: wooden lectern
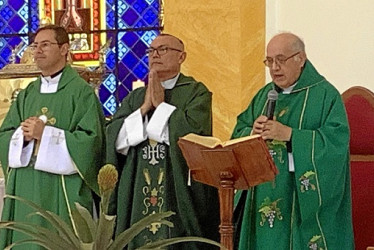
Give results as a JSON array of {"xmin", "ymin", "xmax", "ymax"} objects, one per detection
[{"xmin": 178, "ymin": 134, "xmax": 277, "ymax": 250}]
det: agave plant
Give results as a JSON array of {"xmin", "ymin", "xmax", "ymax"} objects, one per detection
[{"xmin": 0, "ymin": 164, "xmax": 224, "ymax": 250}]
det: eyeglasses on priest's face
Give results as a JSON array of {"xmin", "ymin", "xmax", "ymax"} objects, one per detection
[
  {"xmin": 145, "ymin": 46, "xmax": 183, "ymax": 56},
  {"xmin": 29, "ymin": 41, "xmax": 60, "ymax": 51},
  {"xmin": 263, "ymin": 51, "xmax": 301, "ymax": 67}
]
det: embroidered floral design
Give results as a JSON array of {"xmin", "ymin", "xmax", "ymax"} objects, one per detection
[
  {"xmin": 258, "ymin": 197, "xmax": 283, "ymax": 228},
  {"xmin": 266, "ymin": 139, "xmax": 286, "ymax": 163},
  {"xmin": 142, "ymin": 167, "xmax": 165, "ymax": 234},
  {"xmin": 308, "ymin": 235, "xmax": 324, "ymax": 250},
  {"xmin": 299, "ymin": 171, "xmax": 317, "ymax": 193}
]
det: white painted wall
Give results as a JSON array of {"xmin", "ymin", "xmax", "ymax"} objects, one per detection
[{"xmin": 266, "ymin": 0, "xmax": 374, "ymax": 93}]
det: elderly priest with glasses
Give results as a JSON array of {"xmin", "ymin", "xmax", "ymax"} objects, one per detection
[
  {"xmin": 106, "ymin": 34, "xmax": 220, "ymax": 249},
  {"xmin": 232, "ymin": 32, "xmax": 354, "ymax": 249}
]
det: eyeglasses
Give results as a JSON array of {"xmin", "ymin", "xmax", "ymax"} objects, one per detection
[
  {"xmin": 263, "ymin": 51, "xmax": 301, "ymax": 67},
  {"xmin": 29, "ymin": 41, "xmax": 60, "ymax": 51},
  {"xmin": 145, "ymin": 46, "xmax": 183, "ymax": 56}
]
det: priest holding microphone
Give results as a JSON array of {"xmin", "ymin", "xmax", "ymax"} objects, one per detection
[{"xmin": 232, "ymin": 32, "xmax": 354, "ymax": 249}]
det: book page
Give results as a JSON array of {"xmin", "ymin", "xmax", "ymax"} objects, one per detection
[
  {"xmin": 221, "ymin": 134, "xmax": 261, "ymax": 147},
  {"xmin": 180, "ymin": 133, "xmax": 261, "ymax": 148},
  {"xmin": 180, "ymin": 133, "xmax": 222, "ymax": 148}
]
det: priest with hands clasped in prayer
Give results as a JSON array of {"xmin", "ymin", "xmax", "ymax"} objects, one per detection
[{"xmin": 106, "ymin": 34, "xmax": 220, "ymax": 249}]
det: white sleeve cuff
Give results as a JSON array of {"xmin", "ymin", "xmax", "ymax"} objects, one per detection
[
  {"xmin": 34, "ymin": 126, "xmax": 77, "ymax": 175},
  {"xmin": 146, "ymin": 102, "xmax": 176, "ymax": 145},
  {"xmin": 9, "ymin": 127, "xmax": 34, "ymax": 168},
  {"xmin": 115, "ymin": 108, "xmax": 147, "ymax": 155}
]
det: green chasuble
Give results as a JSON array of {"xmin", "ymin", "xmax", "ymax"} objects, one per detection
[
  {"xmin": 0, "ymin": 65, "xmax": 105, "ymax": 249},
  {"xmin": 106, "ymin": 73, "xmax": 220, "ymax": 249},
  {"xmin": 232, "ymin": 61, "xmax": 354, "ymax": 250}
]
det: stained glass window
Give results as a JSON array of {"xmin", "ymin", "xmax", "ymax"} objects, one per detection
[{"xmin": 0, "ymin": 0, "xmax": 162, "ymax": 116}]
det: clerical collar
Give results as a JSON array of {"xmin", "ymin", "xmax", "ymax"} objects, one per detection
[
  {"xmin": 40, "ymin": 68, "xmax": 64, "ymax": 93},
  {"xmin": 276, "ymin": 81, "xmax": 298, "ymax": 95},
  {"xmin": 42, "ymin": 67, "xmax": 65, "ymax": 80},
  {"xmin": 161, "ymin": 73, "xmax": 180, "ymax": 90}
]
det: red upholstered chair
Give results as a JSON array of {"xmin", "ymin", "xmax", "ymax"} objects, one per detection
[{"xmin": 342, "ymin": 86, "xmax": 374, "ymax": 250}]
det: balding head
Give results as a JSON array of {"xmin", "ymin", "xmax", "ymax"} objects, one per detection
[
  {"xmin": 148, "ymin": 34, "xmax": 186, "ymax": 81},
  {"xmin": 265, "ymin": 32, "xmax": 307, "ymax": 88}
]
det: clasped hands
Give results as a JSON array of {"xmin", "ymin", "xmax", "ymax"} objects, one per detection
[
  {"xmin": 253, "ymin": 115, "xmax": 292, "ymax": 141},
  {"xmin": 140, "ymin": 69, "xmax": 164, "ymax": 116},
  {"xmin": 21, "ymin": 117, "xmax": 45, "ymax": 142}
]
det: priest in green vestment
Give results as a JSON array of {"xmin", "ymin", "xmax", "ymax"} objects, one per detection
[
  {"xmin": 106, "ymin": 34, "xmax": 220, "ymax": 249},
  {"xmin": 232, "ymin": 33, "xmax": 354, "ymax": 249},
  {"xmin": 0, "ymin": 25, "xmax": 105, "ymax": 249}
]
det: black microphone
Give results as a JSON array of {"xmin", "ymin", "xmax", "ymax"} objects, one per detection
[{"xmin": 265, "ymin": 89, "xmax": 278, "ymax": 120}]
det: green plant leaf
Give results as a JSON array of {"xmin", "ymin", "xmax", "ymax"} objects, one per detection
[
  {"xmin": 0, "ymin": 221, "xmax": 75, "ymax": 249},
  {"xmin": 137, "ymin": 236, "xmax": 226, "ymax": 250},
  {"xmin": 5, "ymin": 195, "xmax": 81, "ymax": 247},
  {"xmin": 72, "ymin": 202, "xmax": 97, "ymax": 243},
  {"xmin": 4, "ymin": 238, "xmax": 61, "ymax": 250},
  {"xmin": 108, "ymin": 211, "xmax": 175, "ymax": 250},
  {"xmin": 93, "ymin": 212, "xmax": 116, "ymax": 250},
  {"xmin": 80, "ymin": 242, "xmax": 94, "ymax": 250}
]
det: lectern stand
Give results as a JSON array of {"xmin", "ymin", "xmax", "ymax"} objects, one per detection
[{"xmin": 178, "ymin": 135, "xmax": 277, "ymax": 250}]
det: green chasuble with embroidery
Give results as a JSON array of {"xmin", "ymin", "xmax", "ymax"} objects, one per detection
[
  {"xmin": 0, "ymin": 65, "xmax": 105, "ymax": 249},
  {"xmin": 106, "ymin": 73, "xmax": 220, "ymax": 249},
  {"xmin": 232, "ymin": 61, "xmax": 354, "ymax": 250}
]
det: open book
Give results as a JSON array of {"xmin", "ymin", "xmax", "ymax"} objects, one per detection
[{"xmin": 178, "ymin": 133, "xmax": 278, "ymax": 189}]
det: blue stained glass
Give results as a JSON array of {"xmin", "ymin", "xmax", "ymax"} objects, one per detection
[
  {"xmin": 142, "ymin": 55, "xmax": 149, "ymax": 66},
  {"xmin": 122, "ymin": 8, "xmax": 139, "ymax": 26},
  {"xmin": 122, "ymin": 32, "xmax": 138, "ymax": 47},
  {"xmin": 106, "ymin": 51, "xmax": 116, "ymax": 70},
  {"xmin": 141, "ymin": 30, "xmax": 158, "ymax": 46},
  {"xmin": 118, "ymin": 42, "xmax": 129, "ymax": 60},
  {"xmin": 103, "ymin": 95, "xmax": 117, "ymax": 115},
  {"xmin": 0, "ymin": 19, "xmax": 5, "ymax": 31},
  {"xmin": 102, "ymin": 73, "xmax": 117, "ymax": 94},
  {"xmin": 99, "ymin": 84, "xmax": 112, "ymax": 103},
  {"xmin": 125, "ymin": 0, "xmax": 136, "ymax": 5},
  {"xmin": 132, "ymin": 40, "xmax": 147, "ymax": 58},
  {"xmin": 18, "ymin": 4, "xmax": 29, "ymax": 22},
  {"xmin": 145, "ymin": 0, "xmax": 156, "ymax": 5},
  {"xmin": 1, "ymin": 6, "xmax": 15, "ymax": 22},
  {"xmin": 133, "ymin": 0, "xmax": 148, "ymax": 14},
  {"xmin": 0, "ymin": 47, "xmax": 11, "ymax": 65},
  {"xmin": 2, "ymin": 27, "xmax": 13, "ymax": 34},
  {"xmin": 9, "ymin": 16, "xmax": 25, "ymax": 33},
  {"xmin": 117, "ymin": 62, "xmax": 130, "ymax": 81},
  {"xmin": 133, "ymin": 62, "xmax": 148, "ymax": 80},
  {"xmin": 118, "ymin": 1, "xmax": 129, "ymax": 15},
  {"xmin": 134, "ymin": 19, "xmax": 147, "ymax": 30},
  {"xmin": 11, "ymin": 1, "xmax": 24, "ymax": 11},
  {"xmin": 143, "ymin": 8, "xmax": 158, "ymax": 25},
  {"xmin": 118, "ymin": 19, "xmax": 128, "ymax": 29},
  {"xmin": 118, "ymin": 80, "xmax": 132, "ymax": 100},
  {"xmin": 106, "ymin": 10, "xmax": 115, "ymax": 29},
  {"xmin": 122, "ymin": 51, "xmax": 138, "ymax": 69}
]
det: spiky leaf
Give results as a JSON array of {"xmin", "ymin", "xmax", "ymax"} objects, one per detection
[
  {"xmin": 93, "ymin": 213, "xmax": 116, "ymax": 250},
  {"xmin": 72, "ymin": 202, "xmax": 97, "ymax": 242},
  {"xmin": 0, "ymin": 221, "xmax": 75, "ymax": 249},
  {"xmin": 4, "ymin": 195, "xmax": 81, "ymax": 247},
  {"xmin": 137, "ymin": 236, "xmax": 225, "ymax": 250},
  {"xmin": 108, "ymin": 211, "xmax": 175, "ymax": 250}
]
